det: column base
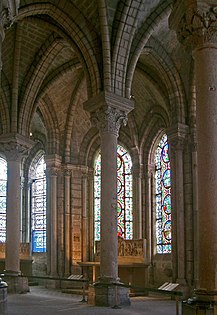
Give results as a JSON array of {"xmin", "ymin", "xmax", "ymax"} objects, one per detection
[
  {"xmin": 2, "ymin": 272, "xmax": 29, "ymax": 294},
  {"xmin": 88, "ymin": 282, "xmax": 130, "ymax": 307},
  {"xmin": 182, "ymin": 289, "xmax": 217, "ymax": 315}
]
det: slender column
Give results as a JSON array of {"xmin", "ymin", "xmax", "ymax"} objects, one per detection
[
  {"xmin": 45, "ymin": 155, "xmax": 61, "ymax": 276},
  {"xmin": 81, "ymin": 167, "xmax": 89, "ymax": 263},
  {"xmin": 146, "ymin": 164, "xmax": 155, "ymax": 265},
  {"xmin": 64, "ymin": 168, "xmax": 71, "ymax": 276},
  {"xmin": 0, "ymin": 135, "xmax": 33, "ymax": 275},
  {"xmin": 170, "ymin": 0, "xmax": 217, "ymax": 296},
  {"xmin": 132, "ymin": 165, "xmax": 143, "ymax": 239},
  {"xmin": 168, "ymin": 124, "xmax": 189, "ymax": 286},
  {"xmin": 84, "ymin": 91, "xmax": 134, "ymax": 306}
]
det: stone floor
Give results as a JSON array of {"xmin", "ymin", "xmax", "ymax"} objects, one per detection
[{"xmin": 7, "ymin": 286, "xmax": 181, "ymax": 315}]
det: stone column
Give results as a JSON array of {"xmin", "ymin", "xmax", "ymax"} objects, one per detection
[
  {"xmin": 170, "ymin": 0, "xmax": 217, "ymax": 301},
  {"xmin": 88, "ymin": 169, "xmax": 94, "ymax": 262},
  {"xmin": 146, "ymin": 163, "xmax": 155, "ymax": 265},
  {"xmin": 0, "ymin": 134, "xmax": 33, "ymax": 293},
  {"xmin": 167, "ymin": 124, "xmax": 189, "ymax": 288},
  {"xmin": 132, "ymin": 165, "xmax": 143, "ymax": 239},
  {"xmin": 64, "ymin": 168, "xmax": 71, "ymax": 277},
  {"xmin": 84, "ymin": 91, "xmax": 134, "ymax": 307},
  {"xmin": 45, "ymin": 155, "xmax": 61, "ymax": 277},
  {"xmin": 81, "ymin": 167, "xmax": 89, "ymax": 263}
]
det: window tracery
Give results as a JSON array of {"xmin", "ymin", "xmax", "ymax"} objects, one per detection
[
  {"xmin": 155, "ymin": 134, "xmax": 172, "ymax": 254},
  {"xmin": 94, "ymin": 145, "xmax": 133, "ymax": 241}
]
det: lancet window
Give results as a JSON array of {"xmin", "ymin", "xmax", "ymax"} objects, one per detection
[
  {"xmin": 154, "ymin": 134, "xmax": 172, "ymax": 254},
  {"xmin": 30, "ymin": 155, "xmax": 46, "ymax": 252},
  {"xmin": 94, "ymin": 145, "xmax": 133, "ymax": 241},
  {"xmin": 0, "ymin": 157, "xmax": 7, "ymax": 242}
]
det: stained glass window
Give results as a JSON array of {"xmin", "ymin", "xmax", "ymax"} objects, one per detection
[
  {"xmin": 31, "ymin": 156, "xmax": 46, "ymax": 252},
  {"xmin": 94, "ymin": 145, "xmax": 133, "ymax": 241},
  {"xmin": 155, "ymin": 134, "xmax": 172, "ymax": 254},
  {"xmin": 0, "ymin": 158, "xmax": 7, "ymax": 242}
]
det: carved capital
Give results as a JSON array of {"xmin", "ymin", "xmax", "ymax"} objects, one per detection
[
  {"xmin": 84, "ymin": 91, "xmax": 134, "ymax": 136},
  {"xmin": 91, "ymin": 106, "xmax": 127, "ymax": 136},
  {"xmin": 0, "ymin": 133, "xmax": 33, "ymax": 162},
  {"xmin": 167, "ymin": 123, "xmax": 189, "ymax": 151},
  {"xmin": 2, "ymin": 142, "xmax": 28, "ymax": 161},
  {"xmin": 0, "ymin": 0, "xmax": 19, "ymax": 38},
  {"xmin": 64, "ymin": 168, "xmax": 72, "ymax": 177},
  {"xmin": 170, "ymin": 1, "xmax": 217, "ymax": 49},
  {"xmin": 45, "ymin": 167, "xmax": 59, "ymax": 177}
]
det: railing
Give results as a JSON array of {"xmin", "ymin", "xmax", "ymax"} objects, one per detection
[
  {"xmin": 15, "ymin": 275, "xmax": 183, "ymax": 314},
  {"xmin": 94, "ymin": 281, "xmax": 183, "ymax": 315},
  {"xmin": 16, "ymin": 274, "xmax": 89, "ymax": 303}
]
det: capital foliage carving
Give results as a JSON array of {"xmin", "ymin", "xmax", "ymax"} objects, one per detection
[
  {"xmin": 1, "ymin": 141, "xmax": 29, "ymax": 161},
  {"xmin": 0, "ymin": 0, "xmax": 18, "ymax": 39},
  {"xmin": 91, "ymin": 106, "xmax": 127, "ymax": 136},
  {"xmin": 45, "ymin": 167, "xmax": 59, "ymax": 177},
  {"xmin": 170, "ymin": 2, "xmax": 217, "ymax": 49},
  {"xmin": 167, "ymin": 123, "xmax": 189, "ymax": 151}
]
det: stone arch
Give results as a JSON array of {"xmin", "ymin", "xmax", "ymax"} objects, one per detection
[
  {"xmin": 142, "ymin": 37, "xmax": 186, "ymax": 124},
  {"xmin": 64, "ymin": 73, "xmax": 86, "ymax": 164},
  {"xmin": 126, "ymin": 0, "xmax": 172, "ymax": 98},
  {"xmin": 140, "ymin": 107, "xmax": 169, "ymax": 165},
  {"xmin": 37, "ymin": 97, "xmax": 61, "ymax": 155},
  {"xmin": 16, "ymin": 3, "xmax": 101, "ymax": 98},
  {"xmin": 0, "ymin": 71, "xmax": 11, "ymax": 133},
  {"xmin": 111, "ymin": 0, "xmax": 144, "ymax": 97},
  {"xmin": 18, "ymin": 35, "xmax": 67, "ymax": 136}
]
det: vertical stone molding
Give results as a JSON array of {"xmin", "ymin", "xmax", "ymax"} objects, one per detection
[
  {"xmin": 63, "ymin": 168, "xmax": 71, "ymax": 277},
  {"xmin": 0, "ymin": 134, "xmax": 33, "ymax": 276},
  {"xmin": 84, "ymin": 92, "xmax": 133, "ymax": 306},
  {"xmin": 81, "ymin": 167, "xmax": 89, "ymax": 263},
  {"xmin": 167, "ymin": 123, "xmax": 189, "ymax": 287},
  {"xmin": 170, "ymin": 0, "xmax": 217, "ymax": 295},
  {"xmin": 45, "ymin": 155, "xmax": 61, "ymax": 276},
  {"xmin": 132, "ymin": 165, "xmax": 143, "ymax": 240},
  {"xmin": 88, "ymin": 169, "xmax": 94, "ymax": 262},
  {"xmin": 145, "ymin": 163, "xmax": 155, "ymax": 265}
]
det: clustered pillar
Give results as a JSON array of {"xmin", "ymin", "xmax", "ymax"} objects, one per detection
[{"xmin": 84, "ymin": 91, "xmax": 134, "ymax": 306}]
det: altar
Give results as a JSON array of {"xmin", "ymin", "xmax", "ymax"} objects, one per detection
[{"xmin": 78, "ymin": 239, "xmax": 150, "ymax": 288}]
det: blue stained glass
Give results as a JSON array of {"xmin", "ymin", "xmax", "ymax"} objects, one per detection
[
  {"xmin": 0, "ymin": 158, "xmax": 7, "ymax": 242},
  {"xmin": 31, "ymin": 156, "xmax": 46, "ymax": 252},
  {"xmin": 155, "ymin": 134, "xmax": 172, "ymax": 254},
  {"xmin": 94, "ymin": 145, "xmax": 133, "ymax": 241}
]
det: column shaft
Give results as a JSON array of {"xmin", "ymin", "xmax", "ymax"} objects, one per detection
[
  {"xmin": 82, "ymin": 170, "xmax": 88, "ymax": 263},
  {"xmin": 50, "ymin": 172, "xmax": 58, "ymax": 276},
  {"xmin": 194, "ymin": 45, "xmax": 217, "ymax": 290},
  {"xmin": 64, "ymin": 171, "xmax": 71, "ymax": 276},
  {"xmin": 100, "ymin": 132, "xmax": 118, "ymax": 282},
  {"xmin": 6, "ymin": 160, "xmax": 21, "ymax": 273},
  {"xmin": 133, "ymin": 167, "xmax": 143, "ymax": 239}
]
